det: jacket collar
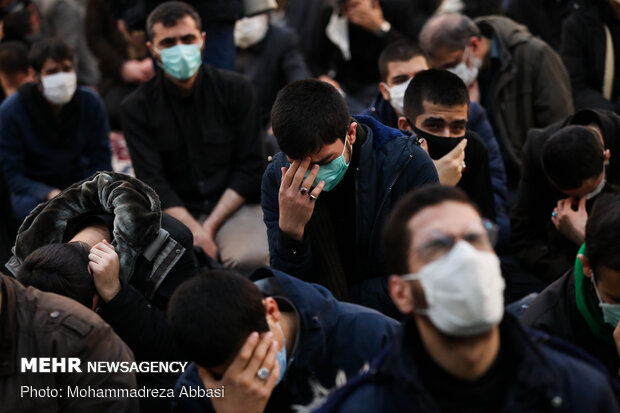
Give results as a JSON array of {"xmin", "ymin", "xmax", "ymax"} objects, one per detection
[
  {"xmin": 380, "ymin": 314, "xmax": 563, "ymax": 409},
  {"xmin": 475, "ymin": 16, "xmax": 532, "ymax": 73},
  {"xmin": 0, "ymin": 275, "xmax": 17, "ymax": 376}
]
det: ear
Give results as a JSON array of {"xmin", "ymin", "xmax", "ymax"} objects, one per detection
[
  {"xmin": 379, "ymin": 82, "xmax": 391, "ymax": 101},
  {"xmin": 146, "ymin": 41, "xmax": 158, "ymax": 59},
  {"xmin": 578, "ymin": 254, "xmax": 594, "ymax": 279},
  {"xmin": 398, "ymin": 116, "xmax": 411, "ymax": 131},
  {"xmin": 389, "ymin": 275, "xmax": 414, "ymax": 314},
  {"xmin": 201, "ymin": 32, "xmax": 207, "ymax": 50},
  {"xmin": 468, "ymin": 36, "xmax": 480, "ymax": 53},
  {"xmin": 604, "ymin": 149, "xmax": 611, "ymax": 165},
  {"xmin": 347, "ymin": 122, "xmax": 357, "ymax": 146},
  {"xmin": 264, "ymin": 297, "xmax": 282, "ymax": 323}
]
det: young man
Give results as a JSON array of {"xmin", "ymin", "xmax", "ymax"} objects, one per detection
[
  {"xmin": 419, "ymin": 13, "xmax": 573, "ymax": 183},
  {"xmin": 168, "ymin": 267, "xmax": 399, "ymax": 413},
  {"xmin": 0, "ymin": 273, "xmax": 137, "ymax": 412},
  {"xmin": 121, "ymin": 1, "xmax": 268, "ymax": 271},
  {"xmin": 511, "ymin": 109, "xmax": 620, "ymax": 283},
  {"xmin": 315, "ymin": 185, "xmax": 619, "ymax": 412},
  {"xmin": 0, "ymin": 38, "xmax": 112, "ymax": 220},
  {"xmin": 522, "ymin": 193, "xmax": 620, "ymax": 377},
  {"xmin": 364, "ymin": 41, "xmax": 507, "ymax": 239},
  {"xmin": 398, "ymin": 69, "xmax": 496, "ymax": 224},
  {"xmin": 262, "ymin": 79, "xmax": 438, "ymax": 317}
]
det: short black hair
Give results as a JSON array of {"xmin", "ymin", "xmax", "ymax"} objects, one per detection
[
  {"xmin": 146, "ymin": 1, "xmax": 202, "ymax": 40},
  {"xmin": 0, "ymin": 41, "xmax": 29, "ymax": 74},
  {"xmin": 542, "ymin": 126, "xmax": 605, "ymax": 190},
  {"xmin": 17, "ymin": 242, "xmax": 94, "ymax": 308},
  {"xmin": 271, "ymin": 79, "xmax": 350, "ymax": 159},
  {"xmin": 378, "ymin": 40, "xmax": 426, "ymax": 82},
  {"xmin": 382, "ymin": 185, "xmax": 475, "ymax": 274},
  {"xmin": 586, "ymin": 193, "xmax": 620, "ymax": 276},
  {"xmin": 28, "ymin": 38, "xmax": 73, "ymax": 73},
  {"xmin": 403, "ymin": 69, "xmax": 470, "ymax": 124},
  {"xmin": 167, "ymin": 269, "xmax": 270, "ymax": 368}
]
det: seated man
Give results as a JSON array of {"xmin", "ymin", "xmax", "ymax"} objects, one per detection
[
  {"xmin": 314, "ymin": 185, "xmax": 619, "ymax": 412},
  {"xmin": 0, "ymin": 38, "xmax": 112, "ymax": 221},
  {"xmin": 364, "ymin": 40, "xmax": 508, "ymax": 239},
  {"xmin": 168, "ymin": 267, "xmax": 399, "ymax": 412},
  {"xmin": 0, "ymin": 41, "xmax": 34, "ymax": 100},
  {"xmin": 262, "ymin": 79, "xmax": 438, "ymax": 317},
  {"xmin": 0, "ymin": 273, "xmax": 137, "ymax": 412},
  {"xmin": 398, "ymin": 69, "xmax": 496, "ymax": 223},
  {"xmin": 122, "ymin": 1, "xmax": 268, "ymax": 271},
  {"xmin": 511, "ymin": 109, "xmax": 620, "ymax": 283},
  {"xmin": 522, "ymin": 193, "xmax": 620, "ymax": 377},
  {"xmin": 419, "ymin": 13, "xmax": 573, "ymax": 183}
]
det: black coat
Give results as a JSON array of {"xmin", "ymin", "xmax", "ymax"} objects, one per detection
[
  {"xmin": 521, "ymin": 269, "xmax": 620, "ymax": 376},
  {"xmin": 510, "ymin": 109, "xmax": 620, "ymax": 282},
  {"xmin": 505, "ymin": 0, "xmax": 574, "ymax": 51},
  {"xmin": 121, "ymin": 66, "xmax": 264, "ymax": 212},
  {"xmin": 560, "ymin": 0, "xmax": 620, "ymax": 113}
]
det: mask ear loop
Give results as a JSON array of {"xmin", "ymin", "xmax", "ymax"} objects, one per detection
[{"xmin": 401, "ymin": 274, "xmax": 430, "ymax": 316}]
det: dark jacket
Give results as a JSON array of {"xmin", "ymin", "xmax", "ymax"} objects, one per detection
[
  {"xmin": 261, "ymin": 115, "xmax": 438, "ymax": 314},
  {"xmin": 0, "ymin": 274, "xmax": 138, "ymax": 413},
  {"xmin": 0, "ymin": 86, "xmax": 112, "ymax": 206},
  {"xmin": 511, "ymin": 109, "xmax": 620, "ymax": 282},
  {"xmin": 171, "ymin": 267, "xmax": 400, "ymax": 413},
  {"xmin": 85, "ymin": 0, "xmax": 129, "ymax": 95},
  {"xmin": 521, "ymin": 269, "xmax": 620, "ymax": 376},
  {"xmin": 121, "ymin": 66, "xmax": 264, "ymax": 212},
  {"xmin": 362, "ymin": 96, "xmax": 508, "ymax": 222},
  {"xmin": 560, "ymin": 1, "xmax": 620, "ymax": 113},
  {"xmin": 236, "ymin": 24, "xmax": 312, "ymax": 127},
  {"xmin": 474, "ymin": 16, "xmax": 574, "ymax": 171},
  {"xmin": 314, "ymin": 314, "xmax": 620, "ymax": 413},
  {"xmin": 505, "ymin": 0, "xmax": 574, "ymax": 51}
]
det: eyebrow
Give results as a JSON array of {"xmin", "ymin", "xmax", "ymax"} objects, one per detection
[
  {"xmin": 314, "ymin": 154, "xmax": 334, "ymax": 166},
  {"xmin": 422, "ymin": 117, "xmax": 446, "ymax": 124}
]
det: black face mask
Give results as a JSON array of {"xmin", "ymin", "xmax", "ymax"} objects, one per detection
[{"xmin": 410, "ymin": 124, "xmax": 466, "ymax": 160}]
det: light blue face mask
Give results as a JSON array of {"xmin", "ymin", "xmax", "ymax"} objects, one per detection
[
  {"xmin": 275, "ymin": 322, "xmax": 287, "ymax": 386},
  {"xmin": 591, "ymin": 274, "xmax": 620, "ymax": 327},
  {"xmin": 155, "ymin": 43, "xmax": 202, "ymax": 80},
  {"xmin": 307, "ymin": 137, "xmax": 351, "ymax": 192}
]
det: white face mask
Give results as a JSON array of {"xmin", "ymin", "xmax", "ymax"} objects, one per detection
[
  {"xmin": 586, "ymin": 176, "xmax": 606, "ymax": 200},
  {"xmin": 385, "ymin": 78, "xmax": 412, "ymax": 116},
  {"xmin": 403, "ymin": 241, "xmax": 505, "ymax": 337},
  {"xmin": 41, "ymin": 72, "xmax": 77, "ymax": 105},
  {"xmin": 447, "ymin": 48, "xmax": 481, "ymax": 87},
  {"xmin": 234, "ymin": 14, "xmax": 269, "ymax": 49}
]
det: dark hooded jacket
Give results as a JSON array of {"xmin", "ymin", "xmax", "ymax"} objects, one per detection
[
  {"xmin": 0, "ymin": 274, "xmax": 138, "ymax": 413},
  {"xmin": 171, "ymin": 267, "xmax": 399, "ymax": 413},
  {"xmin": 511, "ymin": 109, "xmax": 620, "ymax": 283},
  {"xmin": 261, "ymin": 115, "xmax": 438, "ymax": 316},
  {"xmin": 314, "ymin": 314, "xmax": 619, "ymax": 413},
  {"xmin": 474, "ymin": 16, "xmax": 573, "ymax": 174}
]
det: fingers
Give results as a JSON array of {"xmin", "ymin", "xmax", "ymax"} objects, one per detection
[
  {"xmin": 227, "ymin": 332, "xmax": 260, "ymax": 375},
  {"xmin": 264, "ymin": 352, "xmax": 280, "ymax": 389},
  {"xmin": 450, "ymin": 139, "xmax": 467, "ymax": 158},
  {"xmin": 309, "ymin": 180, "xmax": 325, "ymax": 201},
  {"xmin": 291, "ymin": 157, "xmax": 311, "ymax": 188},
  {"xmin": 301, "ymin": 164, "xmax": 320, "ymax": 190},
  {"xmin": 578, "ymin": 196, "xmax": 587, "ymax": 210},
  {"xmin": 245, "ymin": 332, "xmax": 275, "ymax": 376},
  {"xmin": 281, "ymin": 161, "xmax": 298, "ymax": 189}
]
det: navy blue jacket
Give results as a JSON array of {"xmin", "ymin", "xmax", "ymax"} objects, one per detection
[
  {"xmin": 314, "ymin": 314, "xmax": 620, "ymax": 413},
  {"xmin": 261, "ymin": 116, "xmax": 438, "ymax": 315},
  {"xmin": 171, "ymin": 267, "xmax": 399, "ymax": 413},
  {"xmin": 362, "ymin": 93, "xmax": 508, "ymax": 231},
  {"xmin": 0, "ymin": 86, "xmax": 111, "ymax": 203}
]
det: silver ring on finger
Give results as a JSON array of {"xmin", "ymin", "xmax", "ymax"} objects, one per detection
[
  {"xmin": 299, "ymin": 186, "xmax": 308, "ymax": 195},
  {"xmin": 461, "ymin": 162, "xmax": 466, "ymax": 169},
  {"xmin": 256, "ymin": 367, "xmax": 270, "ymax": 381},
  {"xmin": 309, "ymin": 194, "xmax": 317, "ymax": 202},
  {"xmin": 551, "ymin": 211, "xmax": 557, "ymax": 218}
]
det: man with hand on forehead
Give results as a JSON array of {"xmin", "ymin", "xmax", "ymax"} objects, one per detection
[{"xmin": 262, "ymin": 79, "xmax": 438, "ymax": 317}]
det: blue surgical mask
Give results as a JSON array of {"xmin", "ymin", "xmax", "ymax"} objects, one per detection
[
  {"xmin": 275, "ymin": 322, "xmax": 287, "ymax": 385},
  {"xmin": 591, "ymin": 274, "xmax": 620, "ymax": 327},
  {"xmin": 310, "ymin": 137, "xmax": 351, "ymax": 192},
  {"xmin": 155, "ymin": 43, "xmax": 202, "ymax": 80}
]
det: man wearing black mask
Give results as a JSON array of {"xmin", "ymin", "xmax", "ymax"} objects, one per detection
[{"xmin": 398, "ymin": 69, "xmax": 496, "ymax": 222}]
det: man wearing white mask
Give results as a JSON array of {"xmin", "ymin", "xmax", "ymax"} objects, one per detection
[
  {"xmin": 419, "ymin": 13, "xmax": 573, "ymax": 186},
  {"xmin": 234, "ymin": 0, "xmax": 311, "ymax": 129},
  {"xmin": 122, "ymin": 1, "xmax": 269, "ymax": 271},
  {"xmin": 314, "ymin": 185, "xmax": 620, "ymax": 413},
  {"xmin": 0, "ymin": 38, "xmax": 112, "ymax": 221}
]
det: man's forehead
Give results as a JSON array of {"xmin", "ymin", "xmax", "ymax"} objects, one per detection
[
  {"xmin": 430, "ymin": 47, "xmax": 464, "ymax": 69},
  {"xmin": 407, "ymin": 202, "xmax": 481, "ymax": 242},
  {"xmin": 151, "ymin": 16, "xmax": 200, "ymax": 40},
  {"xmin": 387, "ymin": 56, "xmax": 429, "ymax": 79},
  {"xmin": 420, "ymin": 101, "xmax": 468, "ymax": 120}
]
